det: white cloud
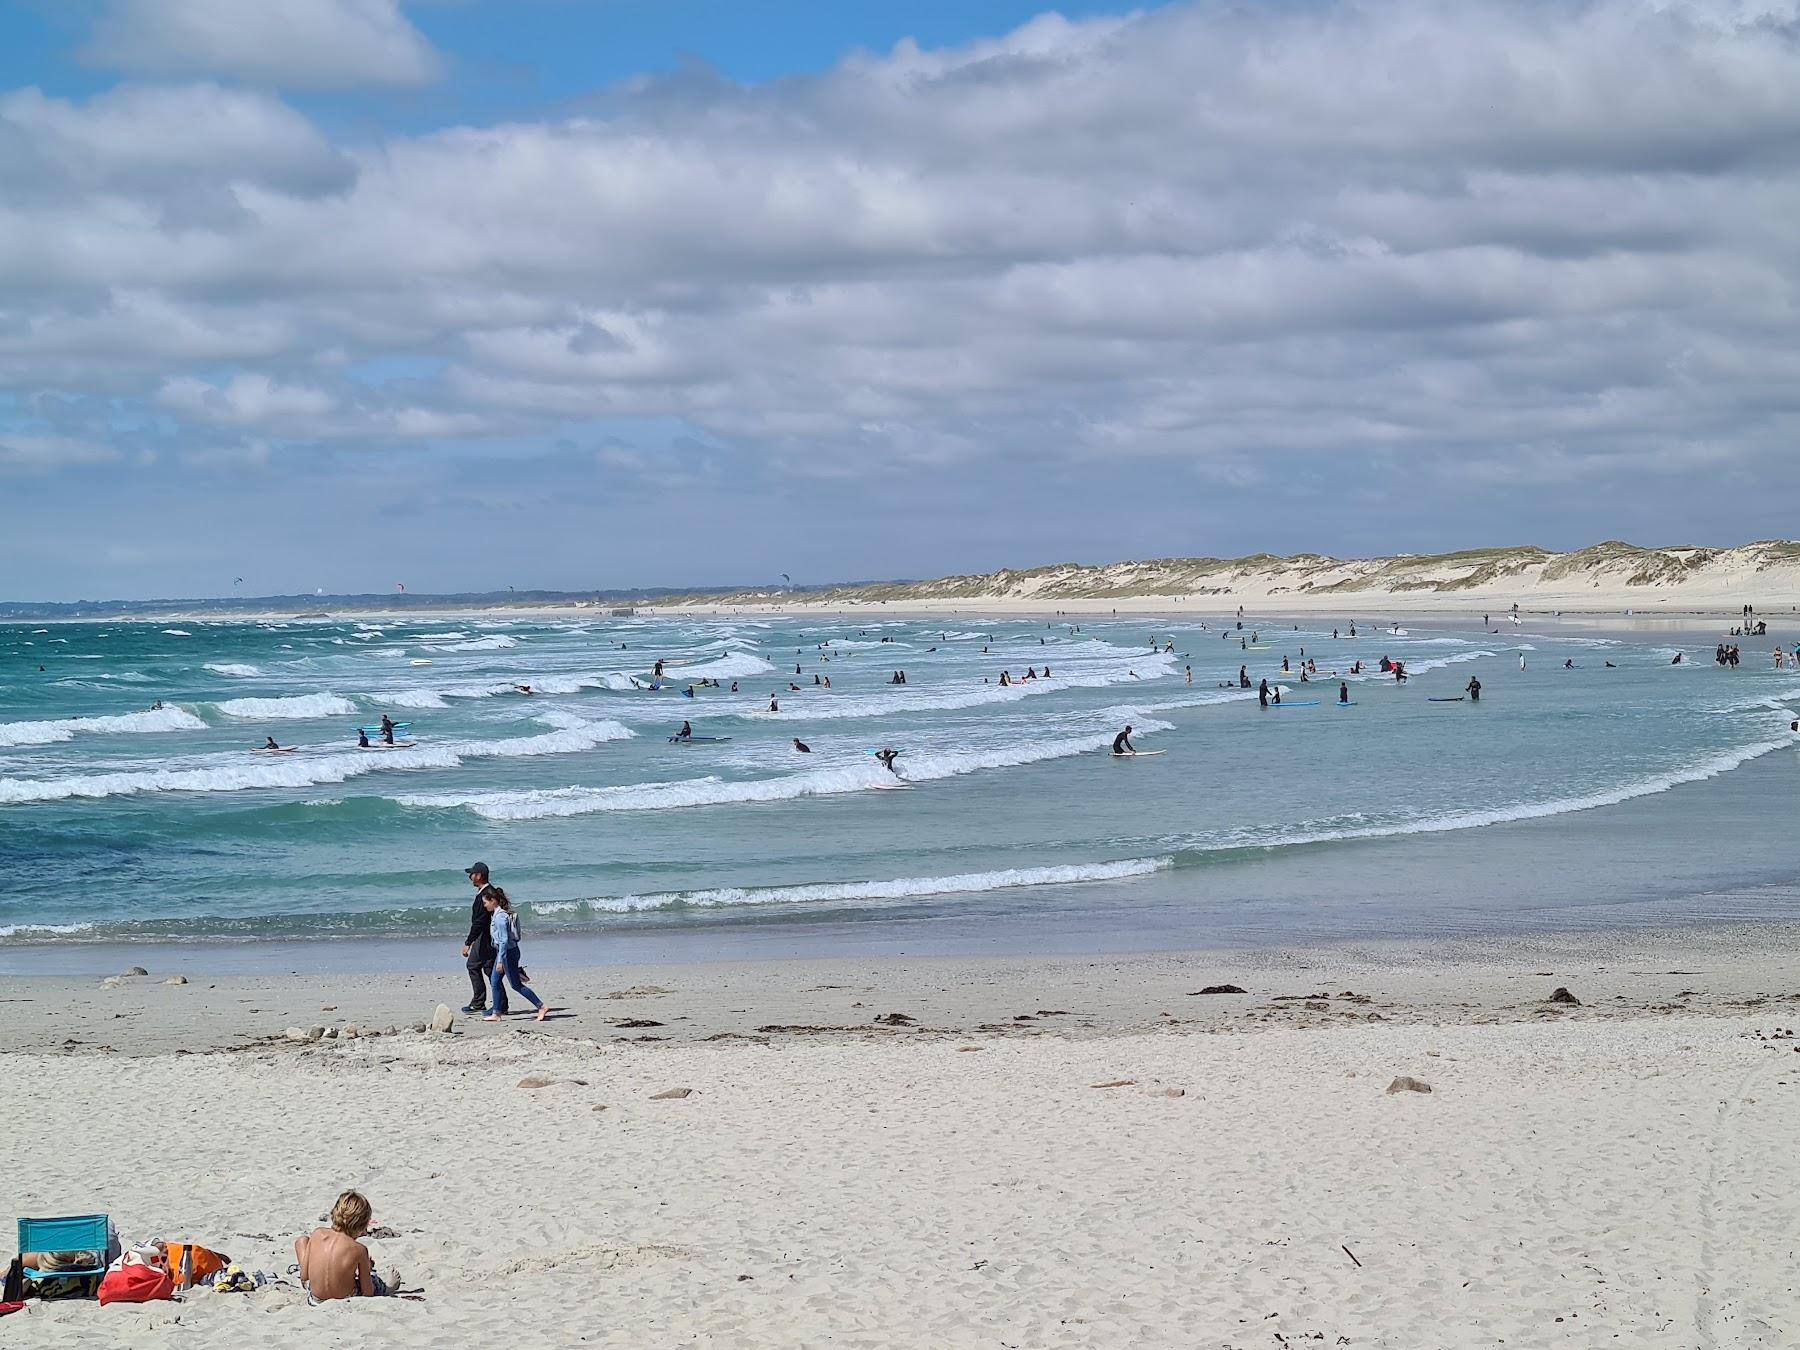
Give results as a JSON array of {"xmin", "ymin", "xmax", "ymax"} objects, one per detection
[
  {"xmin": 0, "ymin": 0, "xmax": 1796, "ymax": 516},
  {"xmin": 0, "ymin": 433, "xmax": 120, "ymax": 469},
  {"xmin": 83, "ymin": 0, "xmax": 441, "ymax": 89}
]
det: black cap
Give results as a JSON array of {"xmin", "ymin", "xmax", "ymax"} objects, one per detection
[{"xmin": 464, "ymin": 861, "xmax": 489, "ymax": 878}]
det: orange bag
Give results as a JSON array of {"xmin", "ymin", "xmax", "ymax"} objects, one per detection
[{"xmin": 164, "ymin": 1243, "xmax": 229, "ymax": 1288}]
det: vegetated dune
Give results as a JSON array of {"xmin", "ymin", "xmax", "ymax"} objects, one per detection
[{"xmin": 655, "ymin": 540, "xmax": 1800, "ymax": 614}]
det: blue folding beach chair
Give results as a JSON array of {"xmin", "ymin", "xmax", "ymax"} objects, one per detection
[{"xmin": 17, "ymin": 1214, "xmax": 113, "ymax": 1279}]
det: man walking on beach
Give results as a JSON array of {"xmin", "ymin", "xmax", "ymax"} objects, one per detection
[{"xmin": 460, "ymin": 862, "xmax": 507, "ymax": 1016}]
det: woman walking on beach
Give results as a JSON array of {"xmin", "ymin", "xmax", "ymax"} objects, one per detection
[{"xmin": 483, "ymin": 888, "xmax": 547, "ymax": 1023}]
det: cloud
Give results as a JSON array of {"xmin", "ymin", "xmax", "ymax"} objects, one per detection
[
  {"xmin": 83, "ymin": 0, "xmax": 441, "ymax": 89},
  {"xmin": 3, "ymin": 0, "xmax": 1800, "ymax": 587},
  {"xmin": 0, "ymin": 433, "xmax": 120, "ymax": 470}
]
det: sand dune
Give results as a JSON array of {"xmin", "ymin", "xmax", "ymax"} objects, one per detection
[{"xmin": 653, "ymin": 540, "xmax": 1800, "ymax": 617}]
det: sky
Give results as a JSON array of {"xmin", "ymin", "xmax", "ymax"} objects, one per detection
[{"xmin": 3, "ymin": 0, "xmax": 1800, "ymax": 601}]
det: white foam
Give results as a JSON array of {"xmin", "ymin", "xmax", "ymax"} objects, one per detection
[
  {"xmin": 204, "ymin": 663, "xmax": 262, "ymax": 678},
  {"xmin": 426, "ymin": 635, "xmax": 519, "ymax": 652},
  {"xmin": 748, "ymin": 658, "xmax": 1176, "ymax": 721},
  {"xmin": 0, "ymin": 920, "xmax": 98, "ymax": 938},
  {"xmin": 399, "ymin": 718, "xmax": 1173, "ymax": 820},
  {"xmin": 381, "ymin": 689, "xmax": 452, "ymax": 710},
  {"xmin": 537, "ymin": 858, "xmax": 1172, "ymax": 916},
  {"xmin": 160, "ymin": 629, "xmax": 192, "ymax": 637},
  {"xmin": 0, "ymin": 706, "xmax": 208, "ymax": 747},
  {"xmin": 212, "ymin": 693, "xmax": 359, "ymax": 719},
  {"xmin": 1197, "ymin": 734, "xmax": 1796, "ymax": 854},
  {"xmin": 676, "ymin": 652, "xmax": 774, "ymax": 679},
  {"xmin": 0, "ymin": 717, "xmax": 635, "ymax": 804}
]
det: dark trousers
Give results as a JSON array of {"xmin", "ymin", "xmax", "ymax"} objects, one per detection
[{"xmin": 467, "ymin": 958, "xmax": 507, "ymax": 1013}]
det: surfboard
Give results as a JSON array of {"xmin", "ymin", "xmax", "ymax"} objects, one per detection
[
  {"xmin": 410, "ymin": 659, "xmax": 433, "ymax": 666},
  {"xmin": 1270, "ymin": 699, "xmax": 1320, "ymax": 707},
  {"xmin": 1112, "ymin": 749, "xmax": 1166, "ymax": 757},
  {"xmin": 871, "ymin": 782, "xmax": 913, "ymax": 791},
  {"xmin": 1427, "ymin": 697, "xmax": 1465, "ymax": 703},
  {"xmin": 669, "ymin": 736, "xmax": 733, "ymax": 743},
  {"xmin": 359, "ymin": 740, "xmax": 416, "ymax": 749},
  {"xmin": 356, "ymin": 722, "xmax": 411, "ymax": 734},
  {"xmin": 1246, "ymin": 644, "xmax": 1272, "ymax": 650},
  {"xmin": 253, "ymin": 746, "xmax": 297, "ymax": 753},
  {"xmin": 1334, "ymin": 701, "xmax": 1357, "ymax": 706}
]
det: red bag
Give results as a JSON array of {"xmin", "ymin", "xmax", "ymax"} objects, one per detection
[{"xmin": 98, "ymin": 1254, "xmax": 172, "ymax": 1305}]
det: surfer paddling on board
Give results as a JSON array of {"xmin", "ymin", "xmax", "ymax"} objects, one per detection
[
  {"xmin": 875, "ymin": 748, "xmax": 902, "ymax": 778},
  {"xmin": 264, "ymin": 736, "xmax": 281, "ymax": 750},
  {"xmin": 357, "ymin": 728, "xmax": 370, "ymax": 748},
  {"xmin": 676, "ymin": 721, "xmax": 692, "ymax": 741},
  {"xmin": 1111, "ymin": 726, "xmax": 1136, "ymax": 756}
]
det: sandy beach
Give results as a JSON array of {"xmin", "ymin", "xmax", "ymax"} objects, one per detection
[{"xmin": 5, "ymin": 928, "xmax": 1797, "ymax": 1347}]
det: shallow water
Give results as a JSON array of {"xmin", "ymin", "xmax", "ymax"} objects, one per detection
[{"xmin": 3, "ymin": 611, "xmax": 1797, "ymax": 951}]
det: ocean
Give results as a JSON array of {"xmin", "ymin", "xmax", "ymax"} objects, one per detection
[{"xmin": 3, "ymin": 611, "xmax": 1799, "ymax": 968}]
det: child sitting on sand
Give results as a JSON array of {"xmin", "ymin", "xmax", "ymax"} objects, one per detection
[{"xmin": 294, "ymin": 1190, "xmax": 396, "ymax": 1302}]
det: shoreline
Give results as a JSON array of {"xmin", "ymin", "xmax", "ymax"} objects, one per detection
[{"xmin": 7, "ymin": 918, "xmax": 1799, "ymax": 1057}]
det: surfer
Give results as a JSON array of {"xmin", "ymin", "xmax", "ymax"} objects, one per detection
[
  {"xmin": 1258, "ymin": 678, "xmax": 1270, "ymax": 708},
  {"xmin": 1186, "ymin": 665, "xmax": 1192, "ymax": 685},
  {"xmin": 1111, "ymin": 726, "xmax": 1136, "ymax": 755},
  {"xmin": 1466, "ymin": 676, "xmax": 1482, "ymax": 702},
  {"xmin": 1564, "ymin": 659, "xmax": 1575, "ymax": 669},
  {"xmin": 653, "ymin": 659, "xmax": 664, "ymax": 678},
  {"xmin": 875, "ymin": 748, "xmax": 902, "ymax": 778},
  {"xmin": 357, "ymin": 729, "xmax": 370, "ymax": 748},
  {"xmin": 1339, "ymin": 682, "xmax": 1349, "ymax": 704},
  {"xmin": 792, "ymin": 738, "xmax": 811, "ymax": 753},
  {"xmin": 769, "ymin": 695, "xmax": 779, "ymax": 712},
  {"xmin": 151, "ymin": 699, "xmax": 164, "ymax": 711},
  {"xmin": 264, "ymin": 736, "xmax": 281, "ymax": 750},
  {"xmin": 1239, "ymin": 665, "xmax": 1250, "ymax": 689},
  {"xmin": 683, "ymin": 685, "xmax": 696, "ymax": 698},
  {"xmin": 676, "ymin": 721, "xmax": 692, "ymax": 740},
  {"xmin": 514, "ymin": 684, "xmax": 533, "ymax": 695},
  {"xmin": 379, "ymin": 714, "xmax": 395, "ymax": 745}
]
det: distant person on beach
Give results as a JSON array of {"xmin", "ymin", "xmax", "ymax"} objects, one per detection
[
  {"xmin": 461, "ymin": 862, "xmax": 505, "ymax": 1016},
  {"xmin": 1112, "ymin": 726, "xmax": 1136, "ymax": 755},
  {"xmin": 483, "ymin": 887, "xmax": 547, "ymax": 1023},
  {"xmin": 294, "ymin": 1191, "xmax": 394, "ymax": 1303},
  {"xmin": 793, "ymin": 738, "xmax": 811, "ymax": 753}
]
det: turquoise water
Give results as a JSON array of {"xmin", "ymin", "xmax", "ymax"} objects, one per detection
[{"xmin": 3, "ymin": 612, "xmax": 1799, "ymax": 950}]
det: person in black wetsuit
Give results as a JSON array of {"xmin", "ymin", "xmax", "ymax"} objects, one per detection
[
  {"xmin": 460, "ymin": 861, "xmax": 506, "ymax": 1016},
  {"xmin": 1258, "ymin": 679, "xmax": 1270, "ymax": 708},
  {"xmin": 677, "ymin": 720, "xmax": 692, "ymax": 740},
  {"xmin": 1112, "ymin": 726, "xmax": 1135, "ymax": 755},
  {"xmin": 379, "ymin": 714, "xmax": 395, "ymax": 745},
  {"xmin": 264, "ymin": 736, "xmax": 280, "ymax": 750},
  {"xmin": 357, "ymin": 728, "xmax": 370, "ymax": 748},
  {"xmin": 793, "ymin": 738, "xmax": 811, "ymax": 753},
  {"xmin": 875, "ymin": 748, "xmax": 902, "ymax": 777},
  {"xmin": 1466, "ymin": 676, "xmax": 1481, "ymax": 702},
  {"xmin": 1239, "ymin": 665, "xmax": 1250, "ymax": 689},
  {"xmin": 1339, "ymin": 682, "xmax": 1349, "ymax": 704}
]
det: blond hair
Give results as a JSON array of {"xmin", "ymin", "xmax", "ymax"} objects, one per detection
[{"xmin": 330, "ymin": 1190, "xmax": 372, "ymax": 1236}]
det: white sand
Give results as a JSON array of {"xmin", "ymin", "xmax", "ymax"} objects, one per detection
[{"xmin": 4, "ymin": 936, "xmax": 1799, "ymax": 1346}]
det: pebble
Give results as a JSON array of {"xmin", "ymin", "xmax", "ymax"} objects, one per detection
[
  {"xmin": 307, "ymin": 1025, "xmax": 325, "ymax": 1041},
  {"xmin": 162, "ymin": 975, "xmax": 188, "ymax": 985},
  {"xmin": 284, "ymin": 1027, "xmax": 310, "ymax": 1043},
  {"xmin": 517, "ymin": 1075, "xmax": 556, "ymax": 1089},
  {"xmin": 1190, "ymin": 984, "xmax": 1247, "ymax": 995},
  {"xmin": 650, "ymin": 1087, "xmax": 694, "ymax": 1100},
  {"xmin": 1385, "ymin": 1076, "xmax": 1433, "ymax": 1095},
  {"xmin": 429, "ymin": 1004, "xmax": 455, "ymax": 1033},
  {"xmin": 1548, "ymin": 987, "xmax": 1582, "ymax": 1006},
  {"xmin": 342, "ymin": 1024, "xmax": 360, "ymax": 1038},
  {"xmin": 124, "ymin": 966, "xmax": 149, "ymax": 977}
]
